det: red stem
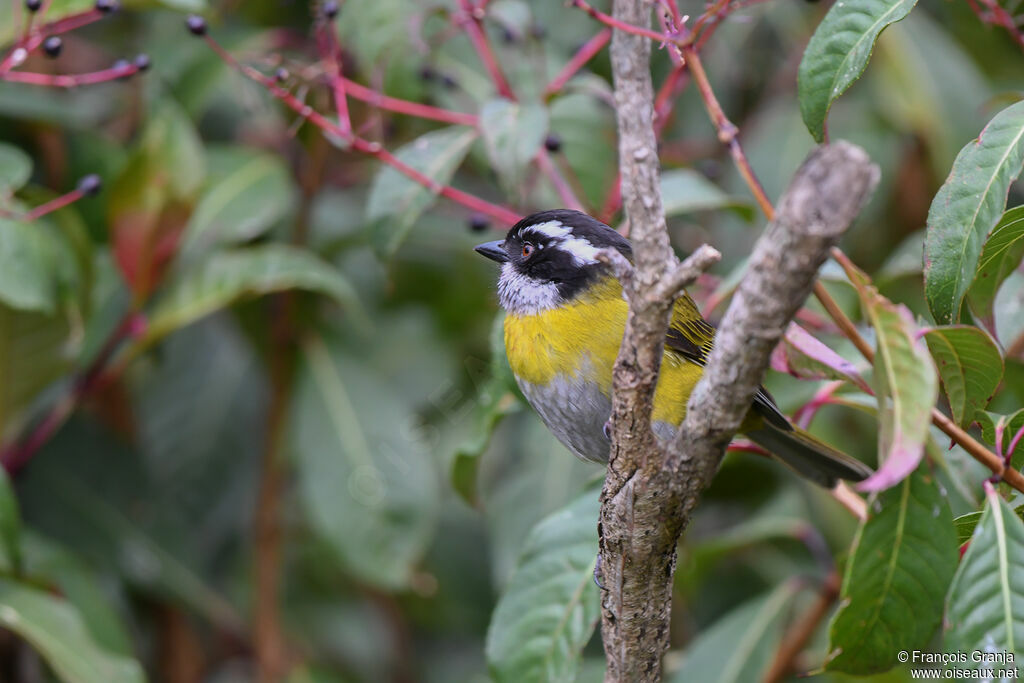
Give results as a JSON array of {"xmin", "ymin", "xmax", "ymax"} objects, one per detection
[
  {"xmin": 0, "ymin": 8, "xmax": 105, "ymax": 74},
  {"xmin": 542, "ymin": 28, "xmax": 612, "ymax": 97},
  {"xmin": 571, "ymin": 0, "xmax": 671, "ymax": 43},
  {"xmin": 342, "ymin": 77, "xmax": 478, "ymax": 126},
  {"xmin": 21, "ymin": 188, "xmax": 85, "ymax": 221},
  {"xmin": 455, "ymin": 0, "xmax": 516, "ymax": 100},
  {"xmin": 967, "ymin": 0, "xmax": 1024, "ymax": 52},
  {"xmin": 204, "ymin": 35, "xmax": 521, "ymax": 225},
  {"xmin": 315, "ymin": 22, "xmax": 352, "ymax": 138},
  {"xmin": 536, "ymin": 149, "xmax": 585, "ymax": 212},
  {"xmin": 1, "ymin": 61, "xmax": 140, "ymax": 87}
]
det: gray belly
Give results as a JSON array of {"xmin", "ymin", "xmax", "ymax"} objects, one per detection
[{"xmin": 515, "ymin": 372, "xmax": 613, "ymax": 464}]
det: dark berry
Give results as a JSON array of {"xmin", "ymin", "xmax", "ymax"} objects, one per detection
[
  {"xmin": 418, "ymin": 65, "xmax": 436, "ymax": 82},
  {"xmin": 275, "ymin": 67, "xmax": 289, "ymax": 82},
  {"xmin": 529, "ymin": 23, "xmax": 546, "ymax": 40},
  {"xmin": 323, "ymin": 0, "xmax": 339, "ymax": 19},
  {"xmin": 24, "ymin": 0, "xmax": 42, "ymax": 12},
  {"xmin": 186, "ymin": 14, "xmax": 206, "ymax": 36},
  {"xmin": 94, "ymin": 0, "xmax": 118, "ymax": 13},
  {"xmin": 440, "ymin": 73, "xmax": 458, "ymax": 90},
  {"xmin": 468, "ymin": 214, "xmax": 489, "ymax": 233},
  {"xmin": 500, "ymin": 27, "xmax": 518, "ymax": 44},
  {"xmin": 77, "ymin": 174, "xmax": 102, "ymax": 197},
  {"xmin": 133, "ymin": 53, "xmax": 150, "ymax": 71},
  {"xmin": 42, "ymin": 36, "xmax": 62, "ymax": 58},
  {"xmin": 543, "ymin": 133, "xmax": 562, "ymax": 153}
]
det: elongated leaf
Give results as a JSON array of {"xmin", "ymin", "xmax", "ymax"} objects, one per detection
[
  {"xmin": 452, "ymin": 315, "xmax": 522, "ymax": 507},
  {"xmin": 0, "ymin": 142, "xmax": 32, "ymax": 195},
  {"xmin": 770, "ymin": 322, "xmax": 871, "ymax": 392},
  {"xmin": 945, "ymin": 484, "xmax": 1024, "ymax": 667},
  {"xmin": 144, "ymin": 245, "xmax": 361, "ymax": 342},
  {"xmin": 851, "ymin": 268, "xmax": 938, "ymax": 491},
  {"xmin": 925, "ymin": 100, "xmax": 1024, "ymax": 324},
  {"xmin": 367, "ymin": 127, "xmax": 478, "ymax": 255},
  {"xmin": 485, "ymin": 486, "xmax": 600, "ymax": 683},
  {"xmin": 0, "ymin": 303, "xmax": 73, "ymax": 438},
  {"xmin": 0, "ymin": 217, "xmax": 58, "ymax": 313},
  {"xmin": 797, "ymin": 0, "xmax": 918, "ymax": 142},
  {"xmin": 955, "ymin": 505, "xmax": 1024, "ymax": 546},
  {"xmin": 0, "ymin": 468, "xmax": 21, "ymax": 574},
  {"xmin": 924, "ymin": 326, "xmax": 1003, "ymax": 428},
  {"xmin": 826, "ymin": 467, "xmax": 957, "ymax": 674},
  {"xmin": 660, "ymin": 169, "xmax": 754, "ymax": 221},
  {"xmin": 183, "ymin": 147, "xmax": 294, "ymax": 253},
  {"xmin": 291, "ymin": 335, "xmax": 439, "ymax": 590},
  {"xmin": 0, "ymin": 578, "xmax": 145, "ymax": 683},
  {"xmin": 670, "ymin": 580, "xmax": 800, "ymax": 683},
  {"xmin": 481, "ymin": 98, "xmax": 548, "ymax": 193},
  {"xmin": 968, "ymin": 206, "xmax": 1024, "ymax": 330}
]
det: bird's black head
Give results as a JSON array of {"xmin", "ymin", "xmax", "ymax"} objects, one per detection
[{"xmin": 474, "ymin": 209, "xmax": 632, "ymax": 314}]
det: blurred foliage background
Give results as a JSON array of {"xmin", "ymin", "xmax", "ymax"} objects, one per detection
[{"xmin": 0, "ymin": 0, "xmax": 1022, "ymax": 681}]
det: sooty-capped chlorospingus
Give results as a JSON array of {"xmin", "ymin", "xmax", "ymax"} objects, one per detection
[{"xmin": 475, "ymin": 209, "xmax": 872, "ymax": 487}]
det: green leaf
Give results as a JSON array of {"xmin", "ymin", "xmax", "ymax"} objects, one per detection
[
  {"xmin": 923, "ymin": 326, "xmax": 1003, "ymax": 428},
  {"xmin": 851, "ymin": 269, "xmax": 938, "ymax": 491},
  {"xmin": 17, "ymin": 424, "xmax": 246, "ymax": 635},
  {"xmin": 826, "ymin": 467, "xmax": 958, "ymax": 674},
  {"xmin": 0, "ymin": 468, "xmax": 21, "ymax": 575},
  {"xmin": 0, "ymin": 142, "xmax": 32, "ymax": 196},
  {"xmin": 549, "ymin": 94, "xmax": 617, "ymax": 210},
  {"xmin": 955, "ymin": 505, "xmax": 1024, "ymax": 546},
  {"xmin": 366, "ymin": 127, "xmax": 478, "ymax": 256},
  {"xmin": 0, "ymin": 217, "xmax": 58, "ymax": 313},
  {"xmin": 797, "ymin": 0, "xmax": 918, "ymax": 142},
  {"xmin": 0, "ymin": 578, "xmax": 145, "ymax": 683},
  {"xmin": 291, "ymin": 335, "xmax": 439, "ymax": 590},
  {"xmin": 485, "ymin": 486, "xmax": 600, "ymax": 683},
  {"xmin": 945, "ymin": 484, "xmax": 1024, "ymax": 667},
  {"xmin": 144, "ymin": 245, "xmax": 362, "ymax": 343},
  {"xmin": 968, "ymin": 206, "xmax": 1024, "ymax": 330},
  {"xmin": 0, "ymin": 303, "xmax": 73, "ymax": 438},
  {"xmin": 451, "ymin": 314, "xmax": 522, "ymax": 507},
  {"xmin": 924, "ymin": 100, "xmax": 1024, "ymax": 324},
  {"xmin": 480, "ymin": 98, "xmax": 548, "ymax": 193},
  {"xmin": 669, "ymin": 580, "xmax": 800, "ymax": 683},
  {"xmin": 182, "ymin": 147, "xmax": 294, "ymax": 254},
  {"xmin": 660, "ymin": 169, "xmax": 754, "ymax": 222}
]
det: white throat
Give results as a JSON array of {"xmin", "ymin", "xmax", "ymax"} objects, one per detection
[{"xmin": 497, "ymin": 263, "xmax": 561, "ymax": 315}]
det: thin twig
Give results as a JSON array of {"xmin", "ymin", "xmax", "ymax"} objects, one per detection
[
  {"xmin": 762, "ymin": 572, "xmax": 841, "ymax": 683},
  {"xmin": 542, "ymin": 28, "xmax": 612, "ymax": 97},
  {"xmin": 455, "ymin": 0, "xmax": 516, "ymax": 99}
]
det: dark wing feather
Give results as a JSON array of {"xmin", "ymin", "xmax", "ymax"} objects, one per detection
[{"xmin": 665, "ymin": 298, "xmax": 792, "ymax": 433}]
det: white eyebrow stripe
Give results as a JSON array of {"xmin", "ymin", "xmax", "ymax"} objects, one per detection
[
  {"xmin": 522, "ymin": 220, "xmax": 599, "ymax": 264},
  {"xmin": 527, "ymin": 221, "xmax": 573, "ymax": 239}
]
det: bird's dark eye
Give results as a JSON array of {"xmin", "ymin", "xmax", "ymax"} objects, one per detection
[{"xmin": 522, "ymin": 242, "xmax": 535, "ymax": 259}]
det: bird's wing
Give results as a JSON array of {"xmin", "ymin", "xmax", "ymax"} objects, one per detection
[{"xmin": 666, "ymin": 296, "xmax": 793, "ymax": 432}]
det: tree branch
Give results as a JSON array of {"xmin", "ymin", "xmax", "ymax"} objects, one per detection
[{"xmin": 600, "ymin": 7, "xmax": 879, "ymax": 669}]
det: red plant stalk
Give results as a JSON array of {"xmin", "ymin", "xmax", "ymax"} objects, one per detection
[
  {"xmin": 21, "ymin": 187, "xmax": 86, "ymax": 221},
  {"xmin": 966, "ymin": 0, "xmax": 1024, "ymax": 51},
  {"xmin": 203, "ymin": 35, "xmax": 522, "ymax": 226},
  {"xmin": 315, "ymin": 22, "xmax": 353, "ymax": 138},
  {"xmin": 0, "ymin": 8, "xmax": 105, "ymax": 74},
  {"xmin": 342, "ymin": 77, "xmax": 478, "ymax": 126},
  {"xmin": 0, "ymin": 61, "xmax": 140, "ymax": 87},
  {"xmin": 542, "ymin": 28, "xmax": 612, "ymax": 97},
  {"xmin": 455, "ymin": 0, "xmax": 516, "ymax": 100},
  {"xmin": 535, "ymin": 149, "xmax": 585, "ymax": 212}
]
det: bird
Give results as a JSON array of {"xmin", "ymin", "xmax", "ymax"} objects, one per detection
[{"xmin": 474, "ymin": 209, "xmax": 872, "ymax": 487}]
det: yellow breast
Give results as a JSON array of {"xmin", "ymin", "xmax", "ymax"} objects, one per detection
[{"xmin": 503, "ymin": 276, "xmax": 706, "ymax": 428}]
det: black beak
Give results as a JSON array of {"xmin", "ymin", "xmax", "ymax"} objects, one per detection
[{"xmin": 474, "ymin": 240, "xmax": 508, "ymax": 263}]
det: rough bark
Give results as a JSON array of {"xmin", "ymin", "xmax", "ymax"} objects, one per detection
[{"xmin": 600, "ymin": 2, "xmax": 880, "ymax": 676}]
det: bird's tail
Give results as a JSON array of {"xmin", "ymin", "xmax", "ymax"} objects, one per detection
[{"xmin": 746, "ymin": 423, "xmax": 873, "ymax": 488}]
